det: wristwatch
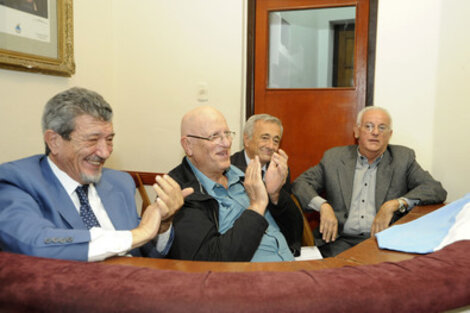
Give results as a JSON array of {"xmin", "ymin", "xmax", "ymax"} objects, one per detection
[{"xmin": 397, "ymin": 198, "xmax": 407, "ymax": 213}]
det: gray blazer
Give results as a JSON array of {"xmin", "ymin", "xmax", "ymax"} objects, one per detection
[{"xmin": 292, "ymin": 145, "xmax": 447, "ymax": 233}]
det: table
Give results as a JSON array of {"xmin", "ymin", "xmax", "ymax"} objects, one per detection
[{"xmin": 103, "ymin": 204, "xmax": 443, "ymax": 272}]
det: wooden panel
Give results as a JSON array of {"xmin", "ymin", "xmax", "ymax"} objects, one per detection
[{"xmin": 104, "ymin": 256, "xmax": 357, "ymax": 272}]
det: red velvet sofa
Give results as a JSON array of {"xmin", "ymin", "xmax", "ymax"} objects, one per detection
[{"xmin": 1, "ymin": 240, "xmax": 469, "ymax": 313}]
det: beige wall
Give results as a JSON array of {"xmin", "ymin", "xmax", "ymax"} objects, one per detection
[
  {"xmin": 375, "ymin": 0, "xmax": 440, "ymax": 169},
  {"xmin": 433, "ymin": 0, "xmax": 470, "ymax": 201},
  {"xmin": 109, "ymin": 0, "xmax": 245, "ymax": 172},
  {"xmin": 0, "ymin": 0, "xmax": 468, "ymax": 201},
  {"xmin": 374, "ymin": 0, "xmax": 470, "ymax": 201}
]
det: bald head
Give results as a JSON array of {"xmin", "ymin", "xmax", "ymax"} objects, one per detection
[
  {"xmin": 181, "ymin": 106, "xmax": 226, "ymax": 138},
  {"xmin": 180, "ymin": 106, "xmax": 232, "ymax": 181}
]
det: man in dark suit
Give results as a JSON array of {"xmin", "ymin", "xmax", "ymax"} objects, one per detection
[
  {"xmin": 0, "ymin": 87, "xmax": 192, "ymax": 261},
  {"xmin": 230, "ymin": 113, "xmax": 302, "ymax": 254},
  {"xmin": 293, "ymin": 106, "xmax": 447, "ymax": 257}
]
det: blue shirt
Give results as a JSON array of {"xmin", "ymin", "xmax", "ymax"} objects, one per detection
[{"xmin": 186, "ymin": 158, "xmax": 294, "ymax": 262}]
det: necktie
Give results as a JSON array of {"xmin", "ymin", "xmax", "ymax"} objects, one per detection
[{"xmin": 75, "ymin": 185, "xmax": 101, "ymax": 229}]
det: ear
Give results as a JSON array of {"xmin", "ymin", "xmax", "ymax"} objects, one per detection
[
  {"xmin": 181, "ymin": 137, "xmax": 193, "ymax": 156},
  {"xmin": 44, "ymin": 130, "xmax": 62, "ymax": 155},
  {"xmin": 243, "ymin": 134, "xmax": 250, "ymax": 149},
  {"xmin": 353, "ymin": 125, "xmax": 360, "ymax": 139}
]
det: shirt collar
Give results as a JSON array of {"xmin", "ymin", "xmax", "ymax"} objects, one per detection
[
  {"xmin": 356, "ymin": 148, "xmax": 383, "ymax": 168},
  {"xmin": 47, "ymin": 157, "xmax": 86, "ymax": 197},
  {"xmin": 186, "ymin": 157, "xmax": 244, "ymax": 192},
  {"xmin": 243, "ymin": 150, "xmax": 267, "ymax": 172}
]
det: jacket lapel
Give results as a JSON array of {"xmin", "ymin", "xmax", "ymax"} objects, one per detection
[
  {"xmin": 40, "ymin": 157, "xmax": 86, "ymax": 229},
  {"xmin": 375, "ymin": 149, "xmax": 393, "ymax": 211},
  {"xmin": 232, "ymin": 150, "xmax": 248, "ymax": 173},
  {"xmin": 338, "ymin": 148, "xmax": 357, "ymax": 209},
  {"xmin": 95, "ymin": 177, "xmax": 131, "ymax": 230}
]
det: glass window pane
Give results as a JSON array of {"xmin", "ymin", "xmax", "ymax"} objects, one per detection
[{"xmin": 268, "ymin": 6, "xmax": 356, "ymax": 88}]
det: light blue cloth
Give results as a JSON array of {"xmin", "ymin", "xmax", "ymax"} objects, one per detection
[{"xmin": 376, "ymin": 193, "xmax": 470, "ymax": 253}]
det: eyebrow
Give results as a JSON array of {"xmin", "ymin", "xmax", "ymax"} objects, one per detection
[
  {"xmin": 261, "ymin": 133, "xmax": 280, "ymax": 137},
  {"xmin": 83, "ymin": 132, "xmax": 115, "ymax": 139}
]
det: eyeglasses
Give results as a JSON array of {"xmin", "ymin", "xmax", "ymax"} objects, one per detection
[
  {"xmin": 186, "ymin": 131, "xmax": 236, "ymax": 143},
  {"xmin": 362, "ymin": 122, "xmax": 390, "ymax": 133}
]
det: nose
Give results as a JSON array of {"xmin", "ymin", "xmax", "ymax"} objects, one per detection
[
  {"xmin": 370, "ymin": 126, "xmax": 380, "ymax": 135},
  {"xmin": 95, "ymin": 139, "xmax": 112, "ymax": 159},
  {"xmin": 266, "ymin": 139, "xmax": 277, "ymax": 150},
  {"xmin": 219, "ymin": 134, "xmax": 232, "ymax": 148}
]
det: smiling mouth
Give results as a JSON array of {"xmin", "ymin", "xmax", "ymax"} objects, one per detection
[
  {"xmin": 86, "ymin": 156, "xmax": 106, "ymax": 167},
  {"xmin": 216, "ymin": 150, "xmax": 230, "ymax": 158},
  {"xmin": 88, "ymin": 161, "xmax": 102, "ymax": 167}
]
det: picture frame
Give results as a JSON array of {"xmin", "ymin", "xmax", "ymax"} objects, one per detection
[{"xmin": 0, "ymin": 0, "xmax": 75, "ymax": 77}]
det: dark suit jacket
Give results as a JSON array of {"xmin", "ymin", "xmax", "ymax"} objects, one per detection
[
  {"xmin": 292, "ymin": 145, "xmax": 447, "ymax": 236},
  {"xmin": 0, "ymin": 155, "xmax": 161, "ymax": 261},
  {"xmin": 231, "ymin": 150, "xmax": 302, "ymax": 254}
]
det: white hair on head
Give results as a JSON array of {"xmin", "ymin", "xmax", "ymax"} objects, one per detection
[{"xmin": 356, "ymin": 106, "xmax": 393, "ymax": 129}]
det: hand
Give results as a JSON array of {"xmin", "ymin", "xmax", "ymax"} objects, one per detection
[
  {"xmin": 264, "ymin": 149, "xmax": 288, "ymax": 204},
  {"xmin": 319, "ymin": 203, "xmax": 338, "ymax": 243},
  {"xmin": 244, "ymin": 156, "xmax": 268, "ymax": 215},
  {"xmin": 131, "ymin": 175, "xmax": 194, "ymax": 249},
  {"xmin": 152, "ymin": 174, "xmax": 194, "ymax": 233},
  {"xmin": 371, "ymin": 199, "xmax": 398, "ymax": 236},
  {"xmin": 131, "ymin": 202, "xmax": 162, "ymax": 249},
  {"xmin": 131, "ymin": 175, "xmax": 193, "ymax": 247}
]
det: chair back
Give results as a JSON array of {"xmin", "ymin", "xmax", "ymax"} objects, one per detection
[
  {"xmin": 291, "ymin": 194, "xmax": 315, "ymax": 246},
  {"xmin": 125, "ymin": 171, "xmax": 164, "ymax": 215}
]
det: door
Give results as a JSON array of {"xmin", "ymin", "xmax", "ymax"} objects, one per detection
[
  {"xmin": 251, "ymin": 0, "xmax": 372, "ymax": 179},
  {"xmin": 333, "ymin": 23, "xmax": 355, "ymax": 87}
]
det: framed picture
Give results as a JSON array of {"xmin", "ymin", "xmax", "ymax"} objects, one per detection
[{"xmin": 0, "ymin": 0, "xmax": 75, "ymax": 77}]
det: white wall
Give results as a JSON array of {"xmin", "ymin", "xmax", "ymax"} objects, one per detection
[
  {"xmin": 374, "ymin": 0, "xmax": 470, "ymax": 201},
  {"xmin": 432, "ymin": 0, "xmax": 470, "ymax": 201},
  {"xmin": 0, "ymin": 0, "xmax": 468, "ymax": 201}
]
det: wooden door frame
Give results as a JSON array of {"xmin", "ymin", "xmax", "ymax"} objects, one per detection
[{"xmin": 245, "ymin": 0, "xmax": 378, "ymax": 119}]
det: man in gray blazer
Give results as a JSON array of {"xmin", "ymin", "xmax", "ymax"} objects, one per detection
[{"xmin": 292, "ymin": 106, "xmax": 447, "ymax": 257}]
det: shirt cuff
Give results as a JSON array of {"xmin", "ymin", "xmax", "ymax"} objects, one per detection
[
  {"xmin": 308, "ymin": 196, "xmax": 327, "ymax": 212},
  {"xmin": 401, "ymin": 197, "xmax": 420, "ymax": 211},
  {"xmin": 88, "ymin": 228, "xmax": 132, "ymax": 262},
  {"xmin": 155, "ymin": 224, "xmax": 173, "ymax": 254}
]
